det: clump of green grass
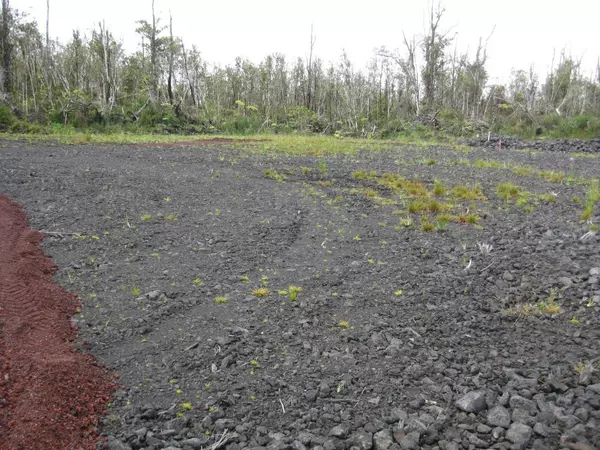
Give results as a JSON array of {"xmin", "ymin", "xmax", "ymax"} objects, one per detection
[
  {"xmin": 265, "ymin": 169, "xmax": 286, "ymax": 182},
  {"xmin": 427, "ymin": 199, "xmax": 447, "ymax": 213},
  {"xmin": 433, "ymin": 180, "xmax": 446, "ymax": 196},
  {"xmin": 437, "ymin": 213, "xmax": 457, "ymax": 223},
  {"xmin": 459, "ymin": 213, "xmax": 480, "ymax": 224},
  {"xmin": 252, "ymin": 288, "xmax": 269, "ymax": 297},
  {"xmin": 422, "ymin": 221, "xmax": 435, "ymax": 232},
  {"xmin": 407, "ymin": 200, "xmax": 427, "ymax": 214},
  {"xmin": 582, "ymin": 182, "xmax": 599, "ymax": 220},
  {"xmin": 497, "ymin": 182, "xmax": 521, "ymax": 200},
  {"xmin": 474, "ymin": 159, "xmax": 501, "ymax": 169},
  {"xmin": 338, "ymin": 320, "xmax": 349, "ymax": 329},
  {"xmin": 317, "ymin": 159, "xmax": 328, "ymax": 177},
  {"xmin": 539, "ymin": 170, "xmax": 565, "ymax": 183},
  {"xmin": 364, "ymin": 188, "xmax": 378, "ymax": 198},
  {"xmin": 424, "ymin": 158, "xmax": 436, "ymax": 166},
  {"xmin": 539, "ymin": 193, "xmax": 557, "ymax": 203},
  {"xmin": 396, "ymin": 216, "xmax": 412, "ymax": 228},
  {"xmin": 215, "ymin": 296, "xmax": 228, "ymax": 304},
  {"xmin": 164, "ymin": 214, "xmax": 178, "ymax": 221},
  {"xmin": 452, "ymin": 184, "xmax": 484, "ymax": 200},
  {"xmin": 375, "ymin": 197, "xmax": 398, "ymax": 206},
  {"xmin": 140, "ymin": 214, "xmax": 153, "ymax": 221},
  {"xmin": 352, "ymin": 170, "xmax": 377, "ymax": 180},
  {"xmin": 511, "ymin": 166, "xmax": 534, "ymax": 177},
  {"xmin": 288, "ymin": 285, "xmax": 302, "ymax": 301}
]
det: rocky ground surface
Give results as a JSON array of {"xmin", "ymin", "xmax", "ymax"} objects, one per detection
[
  {"xmin": 1, "ymin": 139, "xmax": 599, "ymax": 450},
  {"xmin": 465, "ymin": 135, "xmax": 600, "ymax": 154}
]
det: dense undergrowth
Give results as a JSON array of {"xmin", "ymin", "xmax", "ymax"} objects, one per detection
[{"xmin": 1, "ymin": 103, "xmax": 599, "ymax": 142}]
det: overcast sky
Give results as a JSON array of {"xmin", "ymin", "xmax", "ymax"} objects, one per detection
[{"xmin": 19, "ymin": 0, "xmax": 600, "ymax": 84}]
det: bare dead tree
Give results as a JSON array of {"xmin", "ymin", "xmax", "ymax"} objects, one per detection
[
  {"xmin": 306, "ymin": 24, "xmax": 316, "ymax": 110},
  {"xmin": 167, "ymin": 13, "xmax": 174, "ymax": 105},
  {"xmin": 180, "ymin": 39, "xmax": 197, "ymax": 108}
]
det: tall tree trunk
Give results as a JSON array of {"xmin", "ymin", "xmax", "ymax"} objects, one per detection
[
  {"xmin": 1, "ymin": 0, "xmax": 12, "ymax": 101},
  {"xmin": 167, "ymin": 14, "xmax": 174, "ymax": 105},
  {"xmin": 150, "ymin": 0, "xmax": 158, "ymax": 101}
]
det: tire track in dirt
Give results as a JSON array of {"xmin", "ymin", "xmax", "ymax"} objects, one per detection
[{"xmin": 0, "ymin": 194, "xmax": 116, "ymax": 450}]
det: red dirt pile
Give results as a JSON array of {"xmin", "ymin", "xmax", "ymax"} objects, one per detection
[{"xmin": 0, "ymin": 194, "xmax": 115, "ymax": 450}]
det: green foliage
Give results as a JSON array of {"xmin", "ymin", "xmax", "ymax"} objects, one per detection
[{"xmin": 0, "ymin": 105, "xmax": 16, "ymax": 130}]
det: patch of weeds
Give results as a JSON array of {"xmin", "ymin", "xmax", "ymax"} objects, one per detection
[
  {"xmin": 459, "ymin": 213, "xmax": 480, "ymax": 224},
  {"xmin": 581, "ymin": 181, "xmax": 599, "ymax": 221},
  {"xmin": 364, "ymin": 188, "xmax": 378, "ymax": 198},
  {"xmin": 375, "ymin": 197, "xmax": 397, "ymax": 206},
  {"xmin": 421, "ymin": 220, "xmax": 435, "ymax": 232},
  {"xmin": 164, "ymin": 214, "xmax": 178, "ymax": 221},
  {"xmin": 180, "ymin": 402, "xmax": 193, "ymax": 411},
  {"xmin": 452, "ymin": 184, "xmax": 484, "ymax": 200},
  {"xmin": 573, "ymin": 361, "xmax": 587, "ymax": 374},
  {"xmin": 240, "ymin": 275, "xmax": 249, "ymax": 283},
  {"xmin": 539, "ymin": 170, "xmax": 565, "ymax": 183},
  {"xmin": 396, "ymin": 216, "xmax": 412, "ymax": 229},
  {"xmin": 288, "ymin": 286, "xmax": 302, "ymax": 301},
  {"xmin": 436, "ymin": 218, "xmax": 449, "ymax": 231},
  {"xmin": 570, "ymin": 317, "xmax": 580, "ymax": 325},
  {"xmin": 140, "ymin": 214, "xmax": 153, "ymax": 222},
  {"xmin": 539, "ymin": 193, "xmax": 557, "ymax": 203},
  {"xmin": 317, "ymin": 158, "xmax": 328, "ymax": 177},
  {"xmin": 352, "ymin": 170, "xmax": 377, "ymax": 180},
  {"xmin": 394, "ymin": 290, "xmax": 403, "ymax": 296},
  {"xmin": 131, "ymin": 286, "xmax": 140, "ymax": 297},
  {"xmin": 215, "ymin": 296, "xmax": 228, "ymax": 304},
  {"xmin": 511, "ymin": 166, "xmax": 533, "ymax": 176},
  {"xmin": 407, "ymin": 199, "xmax": 427, "ymax": 214},
  {"xmin": 353, "ymin": 234, "xmax": 361, "ymax": 241},
  {"xmin": 424, "ymin": 158, "xmax": 436, "ymax": 166},
  {"xmin": 317, "ymin": 180, "xmax": 333, "ymax": 187},
  {"xmin": 474, "ymin": 159, "xmax": 502, "ymax": 169},
  {"xmin": 252, "ymin": 288, "xmax": 269, "ymax": 297},
  {"xmin": 427, "ymin": 199, "xmax": 447, "ymax": 213},
  {"xmin": 338, "ymin": 320, "xmax": 349, "ymax": 329},
  {"xmin": 301, "ymin": 167, "xmax": 312, "ymax": 175},
  {"xmin": 437, "ymin": 213, "xmax": 457, "ymax": 223},
  {"xmin": 433, "ymin": 180, "xmax": 446, "ymax": 196},
  {"xmin": 265, "ymin": 169, "xmax": 286, "ymax": 182},
  {"xmin": 497, "ymin": 182, "xmax": 521, "ymax": 201},
  {"xmin": 193, "ymin": 278, "xmax": 203, "ymax": 286}
]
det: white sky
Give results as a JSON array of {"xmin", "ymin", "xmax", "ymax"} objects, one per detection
[{"xmin": 19, "ymin": 0, "xmax": 600, "ymax": 85}]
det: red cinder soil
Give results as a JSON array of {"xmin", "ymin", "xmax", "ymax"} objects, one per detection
[{"xmin": 0, "ymin": 194, "xmax": 116, "ymax": 450}]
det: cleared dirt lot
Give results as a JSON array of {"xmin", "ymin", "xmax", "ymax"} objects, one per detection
[{"xmin": 1, "ymin": 139, "xmax": 599, "ymax": 450}]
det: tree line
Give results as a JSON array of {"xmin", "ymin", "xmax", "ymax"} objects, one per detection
[{"xmin": 1, "ymin": 0, "xmax": 599, "ymax": 138}]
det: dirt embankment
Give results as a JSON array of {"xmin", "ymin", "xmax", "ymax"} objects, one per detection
[{"xmin": 0, "ymin": 195, "xmax": 115, "ymax": 450}]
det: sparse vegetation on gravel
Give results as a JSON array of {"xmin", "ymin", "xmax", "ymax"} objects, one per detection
[{"xmin": 1, "ymin": 136, "xmax": 600, "ymax": 450}]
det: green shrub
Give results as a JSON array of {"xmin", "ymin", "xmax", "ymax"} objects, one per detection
[{"xmin": 0, "ymin": 104, "xmax": 16, "ymax": 130}]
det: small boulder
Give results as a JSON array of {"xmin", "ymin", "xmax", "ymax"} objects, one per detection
[{"xmin": 455, "ymin": 391, "xmax": 487, "ymax": 413}]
